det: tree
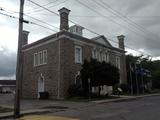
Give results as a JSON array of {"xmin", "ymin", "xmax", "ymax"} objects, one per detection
[
  {"xmin": 80, "ymin": 58, "xmax": 120, "ymax": 95},
  {"xmin": 126, "ymin": 54, "xmax": 160, "ymax": 92}
]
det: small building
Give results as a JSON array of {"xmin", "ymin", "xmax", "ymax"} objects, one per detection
[
  {"xmin": 0, "ymin": 80, "xmax": 16, "ymax": 93},
  {"xmin": 21, "ymin": 7, "xmax": 127, "ymax": 99}
]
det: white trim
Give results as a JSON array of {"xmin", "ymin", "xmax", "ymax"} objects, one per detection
[
  {"xmin": 34, "ymin": 53, "xmax": 38, "ymax": 66},
  {"xmin": 74, "ymin": 41, "xmax": 84, "ymax": 46},
  {"xmin": 43, "ymin": 50, "xmax": 47, "ymax": 64},
  {"xmin": 23, "ymin": 35, "xmax": 123, "ymax": 54},
  {"xmin": 38, "ymin": 74, "xmax": 45, "ymax": 98},
  {"xmin": 34, "ymin": 50, "xmax": 47, "ymax": 67},
  {"xmin": 75, "ymin": 46, "xmax": 82, "ymax": 64},
  {"xmin": 38, "ymin": 51, "xmax": 43, "ymax": 65}
]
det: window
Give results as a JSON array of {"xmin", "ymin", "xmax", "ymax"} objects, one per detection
[
  {"xmin": 43, "ymin": 50, "xmax": 47, "ymax": 64},
  {"xmin": 34, "ymin": 53, "xmax": 38, "ymax": 66},
  {"xmin": 92, "ymin": 49, "xmax": 96, "ymax": 59},
  {"xmin": 105, "ymin": 53, "xmax": 109, "ymax": 63},
  {"xmin": 102, "ymin": 52, "xmax": 105, "ymax": 62},
  {"xmin": 107, "ymin": 53, "xmax": 109, "ymax": 62},
  {"xmin": 34, "ymin": 50, "xmax": 47, "ymax": 67},
  {"xmin": 38, "ymin": 51, "xmax": 43, "ymax": 65},
  {"xmin": 116, "ymin": 57, "xmax": 120, "ymax": 69},
  {"xmin": 75, "ymin": 46, "xmax": 82, "ymax": 63},
  {"xmin": 100, "ymin": 51, "xmax": 102, "ymax": 62}
]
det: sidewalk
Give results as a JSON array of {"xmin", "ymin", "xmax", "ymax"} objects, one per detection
[
  {"xmin": 0, "ymin": 109, "xmax": 52, "ymax": 119},
  {"xmin": 92, "ymin": 93, "xmax": 160, "ymax": 103},
  {"xmin": 0, "ymin": 93, "xmax": 160, "ymax": 119}
]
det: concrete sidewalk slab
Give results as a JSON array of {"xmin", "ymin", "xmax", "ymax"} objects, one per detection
[{"xmin": 92, "ymin": 93, "xmax": 160, "ymax": 104}]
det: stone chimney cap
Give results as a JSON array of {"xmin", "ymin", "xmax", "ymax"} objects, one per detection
[
  {"xmin": 117, "ymin": 35, "xmax": 125, "ymax": 39},
  {"xmin": 58, "ymin": 7, "xmax": 70, "ymax": 14},
  {"xmin": 22, "ymin": 30, "xmax": 30, "ymax": 35}
]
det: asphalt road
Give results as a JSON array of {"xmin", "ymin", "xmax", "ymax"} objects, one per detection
[
  {"xmin": 1, "ymin": 94, "xmax": 160, "ymax": 120},
  {"xmin": 47, "ymin": 95, "xmax": 160, "ymax": 120}
]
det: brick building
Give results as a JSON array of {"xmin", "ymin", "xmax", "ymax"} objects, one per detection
[{"xmin": 21, "ymin": 7, "xmax": 127, "ymax": 99}]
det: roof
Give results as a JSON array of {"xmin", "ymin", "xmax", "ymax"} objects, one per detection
[
  {"xmin": 0, "ymin": 80, "xmax": 16, "ymax": 85},
  {"xmin": 22, "ymin": 30, "xmax": 124, "ymax": 53},
  {"xmin": 91, "ymin": 35, "xmax": 112, "ymax": 47}
]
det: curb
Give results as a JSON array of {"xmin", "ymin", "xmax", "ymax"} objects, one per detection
[
  {"xmin": 92, "ymin": 93, "xmax": 160, "ymax": 104},
  {"xmin": 0, "ymin": 109, "xmax": 52, "ymax": 119}
]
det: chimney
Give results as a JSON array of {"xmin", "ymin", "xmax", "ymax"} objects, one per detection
[
  {"xmin": 58, "ymin": 7, "xmax": 70, "ymax": 31},
  {"xmin": 117, "ymin": 35, "xmax": 125, "ymax": 50},
  {"xmin": 21, "ymin": 30, "xmax": 29, "ymax": 46}
]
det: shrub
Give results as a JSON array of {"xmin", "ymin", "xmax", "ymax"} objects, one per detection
[
  {"xmin": 68, "ymin": 84, "xmax": 84, "ymax": 97},
  {"xmin": 120, "ymin": 84, "xmax": 129, "ymax": 93}
]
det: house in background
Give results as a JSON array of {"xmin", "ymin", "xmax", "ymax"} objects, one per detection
[
  {"xmin": 21, "ymin": 7, "xmax": 127, "ymax": 99},
  {"xmin": 0, "ymin": 80, "xmax": 16, "ymax": 93}
]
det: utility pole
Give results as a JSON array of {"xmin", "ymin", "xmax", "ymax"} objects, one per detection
[{"xmin": 14, "ymin": 0, "xmax": 24, "ymax": 118}]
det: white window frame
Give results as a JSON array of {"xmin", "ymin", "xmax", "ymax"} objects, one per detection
[
  {"xmin": 34, "ymin": 53, "xmax": 38, "ymax": 66},
  {"xmin": 116, "ymin": 56, "xmax": 120, "ymax": 69},
  {"xmin": 43, "ymin": 50, "xmax": 47, "ymax": 64},
  {"xmin": 92, "ymin": 49, "xmax": 96, "ymax": 59},
  {"xmin": 38, "ymin": 51, "xmax": 43, "ymax": 65},
  {"xmin": 75, "ymin": 46, "xmax": 82, "ymax": 64}
]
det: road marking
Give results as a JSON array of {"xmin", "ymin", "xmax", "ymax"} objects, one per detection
[{"xmin": 17, "ymin": 115, "xmax": 78, "ymax": 120}]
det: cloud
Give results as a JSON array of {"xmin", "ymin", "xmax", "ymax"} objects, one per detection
[
  {"xmin": 0, "ymin": 46, "xmax": 16, "ymax": 79},
  {"xmin": 0, "ymin": 0, "xmax": 160, "ymax": 79}
]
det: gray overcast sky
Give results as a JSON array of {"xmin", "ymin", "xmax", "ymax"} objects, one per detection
[{"xmin": 0, "ymin": 0, "xmax": 160, "ymax": 79}]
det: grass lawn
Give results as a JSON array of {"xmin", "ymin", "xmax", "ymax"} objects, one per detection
[{"xmin": 0, "ymin": 106, "xmax": 13, "ymax": 113}]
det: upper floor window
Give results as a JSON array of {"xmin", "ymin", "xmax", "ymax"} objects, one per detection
[
  {"xmin": 34, "ymin": 50, "xmax": 47, "ymax": 67},
  {"xmin": 38, "ymin": 51, "xmax": 43, "ymax": 65},
  {"xmin": 75, "ymin": 46, "xmax": 82, "ymax": 63},
  {"xmin": 43, "ymin": 50, "xmax": 47, "ymax": 64},
  {"xmin": 92, "ymin": 49, "xmax": 97, "ymax": 59},
  {"xmin": 115, "ymin": 56, "xmax": 120, "ymax": 69},
  {"xmin": 34, "ymin": 53, "xmax": 38, "ymax": 66}
]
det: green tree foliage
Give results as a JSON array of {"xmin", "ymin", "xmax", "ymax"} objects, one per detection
[
  {"xmin": 80, "ymin": 58, "xmax": 120, "ymax": 90},
  {"xmin": 126, "ymin": 54, "xmax": 160, "ymax": 91}
]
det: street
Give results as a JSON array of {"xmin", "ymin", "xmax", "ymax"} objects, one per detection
[
  {"xmin": 1, "ymin": 94, "xmax": 160, "ymax": 120},
  {"xmin": 47, "ymin": 95, "xmax": 160, "ymax": 120}
]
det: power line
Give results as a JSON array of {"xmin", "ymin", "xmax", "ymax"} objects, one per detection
[
  {"xmin": 0, "ymin": 10, "xmax": 57, "ymax": 33},
  {"xmin": 26, "ymin": 0, "xmax": 153, "ymax": 57},
  {"xmin": 25, "ymin": 0, "xmax": 59, "ymax": 12},
  {"xmin": 26, "ymin": 0, "xmax": 69, "ymax": 14},
  {"xmin": 0, "ymin": 0, "xmax": 151, "ymax": 56},
  {"xmin": 93, "ymin": 0, "xmax": 148, "ymax": 33},
  {"xmin": 95, "ymin": 0, "xmax": 160, "ymax": 43},
  {"xmin": 29, "ymin": 21, "xmax": 58, "ymax": 32},
  {"xmin": 27, "ymin": 0, "xmax": 105, "ymax": 37},
  {"xmin": 70, "ymin": 15, "xmax": 160, "ymax": 18},
  {"xmin": 24, "ymin": 14, "xmax": 59, "ymax": 30},
  {"xmin": 1, "ymin": 7, "xmax": 150, "ymax": 56},
  {"xmin": 0, "ymin": 6, "xmax": 59, "ymax": 31},
  {"xmin": 76, "ymin": 0, "xmax": 157, "ymax": 42},
  {"xmin": 0, "ymin": 11, "xmax": 18, "ymax": 19}
]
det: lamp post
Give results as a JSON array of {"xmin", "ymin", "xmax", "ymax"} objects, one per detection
[
  {"xmin": 129, "ymin": 62, "xmax": 133, "ymax": 95},
  {"xmin": 134, "ymin": 63, "xmax": 139, "ymax": 95},
  {"xmin": 140, "ymin": 63, "xmax": 145, "ymax": 94},
  {"xmin": 136, "ymin": 60, "xmax": 145, "ymax": 94}
]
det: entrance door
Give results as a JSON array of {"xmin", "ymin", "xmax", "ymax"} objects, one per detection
[{"xmin": 38, "ymin": 75, "xmax": 44, "ymax": 98}]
